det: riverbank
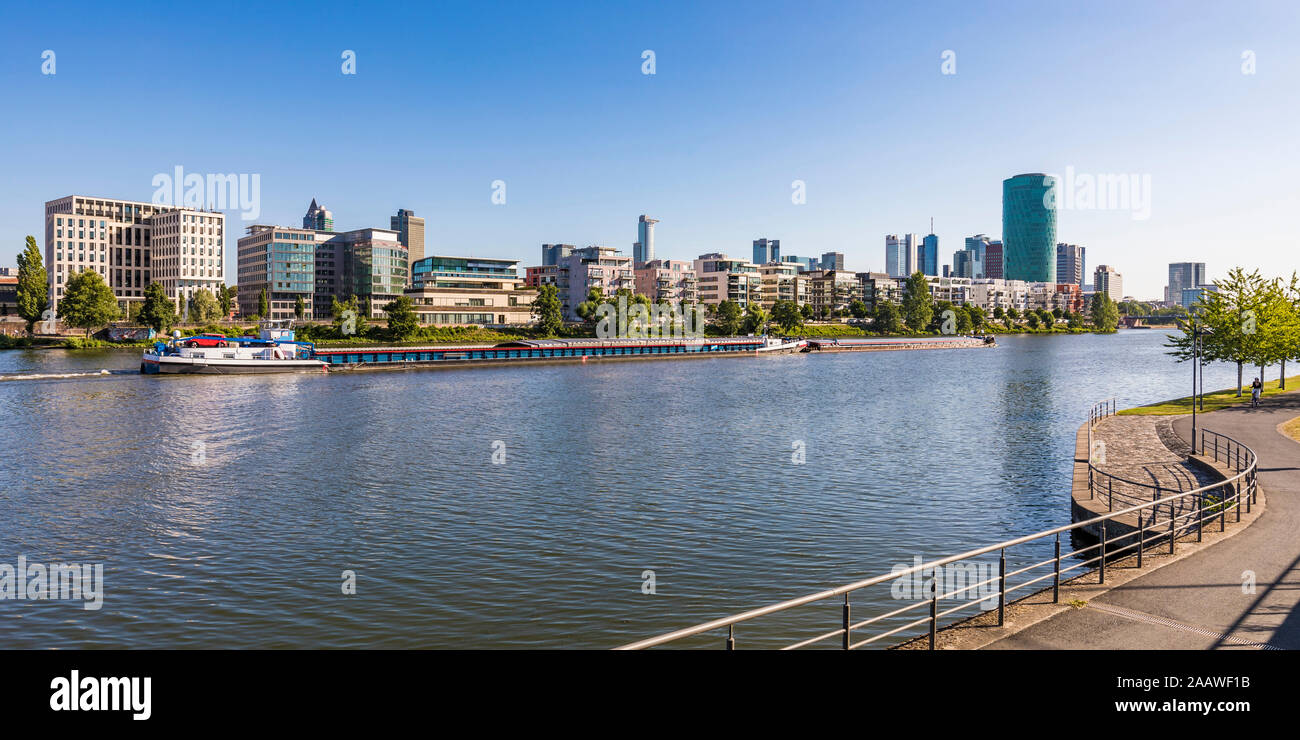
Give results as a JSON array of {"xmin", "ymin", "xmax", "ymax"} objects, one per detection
[{"xmin": 1119, "ymin": 374, "xmax": 1300, "ymax": 415}]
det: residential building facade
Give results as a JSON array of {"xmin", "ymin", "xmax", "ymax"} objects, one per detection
[{"xmin": 405, "ymin": 256, "xmax": 536, "ymax": 326}]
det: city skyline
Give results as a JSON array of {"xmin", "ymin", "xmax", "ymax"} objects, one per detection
[{"xmin": 2, "ymin": 1, "xmax": 1296, "ymax": 299}]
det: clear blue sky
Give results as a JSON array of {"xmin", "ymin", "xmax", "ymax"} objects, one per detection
[{"xmin": 1, "ymin": 0, "xmax": 1296, "ymax": 298}]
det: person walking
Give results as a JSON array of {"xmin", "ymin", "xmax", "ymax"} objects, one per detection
[{"xmin": 1251, "ymin": 377, "xmax": 1263, "ymax": 407}]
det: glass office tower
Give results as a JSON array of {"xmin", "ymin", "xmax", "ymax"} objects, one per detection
[{"xmin": 1002, "ymin": 174, "xmax": 1058, "ymax": 282}]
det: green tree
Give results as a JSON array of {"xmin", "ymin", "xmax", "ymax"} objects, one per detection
[
  {"xmin": 217, "ymin": 285, "xmax": 234, "ymax": 320},
  {"xmin": 257, "ymin": 287, "xmax": 269, "ymax": 319},
  {"xmin": 967, "ymin": 304, "xmax": 986, "ymax": 331},
  {"xmin": 1026, "ymin": 311, "xmax": 1041, "ymax": 330},
  {"xmin": 771, "ymin": 300, "xmax": 804, "ymax": 333},
  {"xmin": 955, "ymin": 305, "xmax": 974, "ymax": 333},
  {"xmin": 1089, "ymin": 293, "xmax": 1119, "ymax": 333},
  {"xmin": 714, "ymin": 300, "xmax": 742, "ymax": 336},
  {"xmin": 531, "ymin": 284, "xmax": 564, "ymax": 336},
  {"xmin": 189, "ymin": 288, "xmax": 220, "ymax": 324},
  {"xmin": 799, "ymin": 303, "xmax": 814, "ymax": 320},
  {"xmin": 872, "ymin": 300, "xmax": 901, "ymax": 335},
  {"xmin": 849, "ymin": 299, "xmax": 869, "ymax": 319},
  {"xmin": 575, "ymin": 287, "xmax": 604, "ymax": 323},
  {"xmin": 16, "ymin": 235, "xmax": 48, "ymax": 334},
  {"xmin": 295, "ymin": 295, "xmax": 306, "ymax": 321},
  {"xmin": 58, "ymin": 269, "xmax": 118, "ymax": 337},
  {"xmin": 993, "ymin": 306, "xmax": 1005, "ymax": 321},
  {"xmin": 742, "ymin": 303, "xmax": 769, "ymax": 334},
  {"xmin": 138, "ymin": 282, "xmax": 177, "ymax": 333},
  {"xmin": 901, "ymin": 271, "xmax": 933, "ymax": 332},
  {"xmin": 383, "ymin": 295, "xmax": 420, "ymax": 340},
  {"xmin": 331, "ymin": 296, "xmax": 368, "ymax": 337}
]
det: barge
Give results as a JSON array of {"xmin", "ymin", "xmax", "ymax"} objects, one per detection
[
  {"xmin": 312, "ymin": 336, "xmax": 773, "ymax": 370},
  {"xmin": 142, "ymin": 321, "xmax": 326, "ymax": 374},
  {"xmin": 803, "ymin": 335, "xmax": 995, "ymax": 352}
]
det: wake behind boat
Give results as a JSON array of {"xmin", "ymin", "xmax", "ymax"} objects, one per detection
[{"xmin": 141, "ymin": 320, "xmax": 326, "ymax": 375}]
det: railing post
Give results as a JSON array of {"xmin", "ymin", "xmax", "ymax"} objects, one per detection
[
  {"xmin": 1137, "ymin": 510, "xmax": 1145, "ymax": 568},
  {"xmin": 1196, "ymin": 491, "xmax": 1203, "ymax": 542},
  {"xmin": 1053, "ymin": 533, "xmax": 1061, "ymax": 603},
  {"xmin": 928, "ymin": 582, "xmax": 937, "ymax": 650},
  {"xmin": 1214, "ymin": 435, "xmax": 1218, "ymax": 462},
  {"xmin": 1221, "ymin": 484, "xmax": 1227, "ymax": 531},
  {"xmin": 726, "ymin": 625, "xmax": 735, "ymax": 651},
  {"xmin": 997, "ymin": 549, "xmax": 1006, "ymax": 627},
  {"xmin": 1100, "ymin": 521, "xmax": 1107, "ymax": 584},
  {"xmin": 842, "ymin": 595, "xmax": 851, "ymax": 651},
  {"xmin": 1089, "ymin": 466, "xmax": 1094, "ymax": 499},
  {"xmin": 1108, "ymin": 477, "xmax": 1113, "ymax": 511},
  {"xmin": 1168, "ymin": 502, "xmax": 1176, "ymax": 554}
]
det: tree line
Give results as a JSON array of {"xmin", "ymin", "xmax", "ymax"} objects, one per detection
[{"xmin": 1167, "ymin": 267, "xmax": 1300, "ymax": 394}]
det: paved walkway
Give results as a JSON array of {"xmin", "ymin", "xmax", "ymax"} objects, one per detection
[
  {"xmin": 987, "ymin": 391, "xmax": 1300, "ymax": 650},
  {"xmin": 1090, "ymin": 416, "xmax": 1219, "ymax": 510}
]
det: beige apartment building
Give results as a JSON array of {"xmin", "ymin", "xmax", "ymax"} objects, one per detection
[
  {"xmin": 44, "ymin": 195, "xmax": 225, "ymax": 316},
  {"xmin": 758, "ymin": 261, "xmax": 807, "ymax": 308},
  {"xmin": 406, "ymin": 255, "xmax": 536, "ymax": 326},
  {"xmin": 693, "ymin": 253, "xmax": 760, "ymax": 308},
  {"xmin": 634, "ymin": 259, "xmax": 698, "ymax": 304}
]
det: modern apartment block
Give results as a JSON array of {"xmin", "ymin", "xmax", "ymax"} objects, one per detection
[
  {"xmin": 757, "ymin": 261, "xmax": 806, "ymax": 308},
  {"xmin": 634, "ymin": 259, "xmax": 698, "ymax": 304},
  {"xmin": 43, "ymin": 194, "xmax": 226, "ymax": 316},
  {"xmin": 752, "ymin": 238, "xmax": 781, "ymax": 265},
  {"xmin": 237, "ymin": 225, "xmax": 320, "ymax": 321},
  {"xmin": 804, "ymin": 269, "xmax": 860, "ymax": 316},
  {"xmin": 693, "ymin": 253, "xmax": 760, "ymax": 308},
  {"xmin": 633, "ymin": 215, "xmax": 659, "ymax": 265},
  {"xmin": 405, "ymin": 256, "xmax": 536, "ymax": 326},
  {"xmin": 559, "ymin": 246, "xmax": 635, "ymax": 319},
  {"xmin": 1055, "ymin": 243, "xmax": 1086, "ymax": 286},
  {"xmin": 541, "ymin": 243, "xmax": 574, "ymax": 266},
  {"xmin": 885, "ymin": 234, "xmax": 918, "ymax": 277},
  {"xmin": 1165, "ymin": 262, "xmax": 1207, "ymax": 305},
  {"xmin": 1002, "ymin": 174, "xmax": 1058, "ymax": 282},
  {"xmin": 1094, "ymin": 264, "xmax": 1123, "ymax": 299},
  {"xmin": 390, "ymin": 209, "xmax": 426, "ymax": 268}
]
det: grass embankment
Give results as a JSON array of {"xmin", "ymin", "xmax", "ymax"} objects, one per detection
[
  {"xmin": 1279, "ymin": 415, "xmax": 1300, "ymax": 444},
  {"xmin": 1119, "ymin": 375, "xmax": 1300, "ymax": 416}
]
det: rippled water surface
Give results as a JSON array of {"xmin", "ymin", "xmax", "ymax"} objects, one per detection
[{"xmin": 0, "ymin": 332, "xmax": 1248, "ymax": 648}]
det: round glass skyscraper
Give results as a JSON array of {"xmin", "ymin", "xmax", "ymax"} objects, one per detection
[{"xmin": 1002, "ymin": 174, "xmax": 1058, "ymax": 283}]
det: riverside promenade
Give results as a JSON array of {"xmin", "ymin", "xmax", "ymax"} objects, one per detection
[{"xmin": 985, "ymin": 391, "xmax": 1300, "ymax": 650}]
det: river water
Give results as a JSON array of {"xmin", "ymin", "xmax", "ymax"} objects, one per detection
[{"xmin": 0, "ymin": 331, "xmax": 1248, "ymax": 648}]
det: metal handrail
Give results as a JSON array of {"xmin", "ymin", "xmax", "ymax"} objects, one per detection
[{"xmin": 616, "ymin": 403, "xmax": 1257, "ymax": 650}]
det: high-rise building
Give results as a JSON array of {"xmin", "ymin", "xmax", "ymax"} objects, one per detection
[
  {"xmin": 303, "ymin": 198, "xmax": 334, "ymax": 232},
  {"xmin": 1094, "ymin": 265, "xmax": 1123, "ymax": 300},
  {"xmin": 390, "ymin": 209, "xmax": 425, "ymax": 268},
  {"xmin": 1055, "ymin": 243, "xmax": 1085, "ymax": 286},
  {"xmin": 752, "ymin": 238, "xmax": 781, "ymax": 265},
  {"xmin": 782, "ymin": 255, "xmax": 818, "ymax": 272},
  {"xmin": 920, "ymin": 233, "xmax": 939, "ymax": 276},
  {"xmin": 884, "ymin": 235, "xmax": 917, "ymax": 277},
  {"xmin": 1003, "ymin": 174, "xmax": 1058, "ymax": 282},
  {"xmin": 541, "ymin": 243, "xmax": 574, "ymax": 266},
  {"xmin": 634, "ymin": 215, "xmax": 659, "ymax": 265},
  {"xmin": 964, "ymin": 234, "xmax": 990, "ymax": 278},
  {"xmin": 1165, "ymin": 262, "xmax": 1207, "ymax": 305},
  {"xmin": 984, "ymin": 241, "xmax": 1004, "ymax": 279},
  {"xmin": 953, "ymin": 249, "xmax": 974, "ymax": 279},
  {"xmin": 820, "ymin": 252, "xmax": 845, "ymax": 272},
  {"xmin": 43, "ymin": 195, "xmax": 226, "ymax": 316}
]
